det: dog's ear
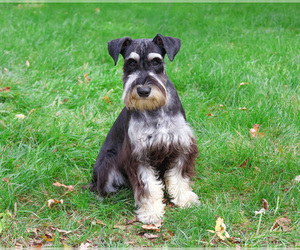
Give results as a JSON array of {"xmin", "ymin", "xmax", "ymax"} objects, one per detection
[
  {"xmin": 153, "ymin": 34, "xmax": 181, "ymax": 62},
  {"xmin": 108, "ymin": 37, "xmax": 132, "ymax": 65}
]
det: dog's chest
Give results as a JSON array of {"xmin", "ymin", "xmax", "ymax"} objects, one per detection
[{"xmin": 128, "ymin": 112, "xmax": 194, "ymax": 159}]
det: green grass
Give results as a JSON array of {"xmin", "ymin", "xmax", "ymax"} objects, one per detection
[{"xmin": 1, "ymin": 3, "xmax": 300, "ymax": 247}]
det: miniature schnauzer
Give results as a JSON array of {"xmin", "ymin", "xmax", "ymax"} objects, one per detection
[{"xmin": 90, "ymin": 34, "xmax": 199, "ymax": 224}]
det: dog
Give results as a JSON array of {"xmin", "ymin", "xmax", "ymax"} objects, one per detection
[{"xmin": 90, "ymin": 34, "xmax": 199, "ymax": 224}]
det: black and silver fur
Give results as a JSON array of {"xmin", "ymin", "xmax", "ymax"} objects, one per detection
[{"xmin": 91, "ymin": 34, "xmax": 199, "ymax": 224}]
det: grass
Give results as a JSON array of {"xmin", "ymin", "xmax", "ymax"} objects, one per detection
[{"xmin": 0, "ymin": 2, "xmax": 300, "ymax": 247}]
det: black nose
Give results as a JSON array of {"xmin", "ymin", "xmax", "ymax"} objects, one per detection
[{"xmin": 137, "ymin": 86, "xmax": 151, "ymax": 97}]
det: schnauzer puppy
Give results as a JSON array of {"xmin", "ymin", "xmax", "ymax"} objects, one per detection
[{"xmin": 90, "ymin": 34, "xmax": 199, "ymax": 224}]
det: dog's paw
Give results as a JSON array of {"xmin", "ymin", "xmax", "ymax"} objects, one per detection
[
  {"xmin": 172, "ymin": 191, "xmax": 200, "ymax": 208},
  {"xmin": 136, "ymin": 201, "xmax": 165, "ymax": 224}
]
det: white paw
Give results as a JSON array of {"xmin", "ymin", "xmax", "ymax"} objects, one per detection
[
  {"xmin": 172, "ymin": 191, "xmax": 200, "ymax": 208},
  {"xmin": 136, "ymin": 202, "xmax": 165, "ymax": 224}
]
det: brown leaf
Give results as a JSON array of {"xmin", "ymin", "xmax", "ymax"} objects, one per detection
[
  {"xmin": 77, "ymin": 77, "xmax": 83, "ymax": 85},
  {"xmin": 262, "ymin": 198, "xmax": 269, "ymax": 211},
  {"xmin": 52, "ymin": 181, "xmax": 75, "ymax": 192},
  {"xmin": 238, "ymin": 157, "xmax": 250, "ymax": 169},
  {"xmin": 239, "ymin": 107, "xmax": 247, "ymax": 111},
  {"xmin": 273, "ymin": 217, "xmax": 292, "ymax": 231},
  {"xmin": 114, "ymin": 224, "xmax": 126, "ymax": 230},
  {"xmin": 64, "ymin": 99, "xmax": 69, "ymax": 102},
  {"xmin": 84, "ymin": 73, "xmax": 91, "ymax": 84},
  {"xmin": 207, "ymin": 113, "xmax": 214, "ymax": 117},
  {"xmin": 0, "ymin": 86, "xmax": 10, "ymax": 92},
  {"xmin": 142, "ymin": 219, "xmax": 163, "ymax": 232},
  {"xmin": 253, "ymin": 124, "xmax": 259, "ymax": 132},
  {"xmin": 94, "ymin": 219, "xmax": 106, "ymax": 226},
  {"xmin": 144, "ymin": 233, "xmax": 159, "ymax": 239},
  {"xmin": 2, "ymin": 178, "xmax": 10, "ymax": 183},
  {"xmin": 47, "ymin": 199, "xmax": 63, "ymax": 208},
  {"xmin": 103, "ymin": 95, "xmax": 111, "ymax": 104},
  {"xmin": 126, "ymin": 217, "xmax": 138, "ymax": 225}
]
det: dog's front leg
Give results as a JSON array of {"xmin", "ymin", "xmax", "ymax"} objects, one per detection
[
  {"xmin": 133, "ymin": 165, "xmax": 165, "ymax": 224},
  {"xmin": 165, "ymin": 157, "xmax": 200, "ymax": 208}
]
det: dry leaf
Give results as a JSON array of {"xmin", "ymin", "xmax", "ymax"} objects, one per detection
[
  {"xmin": 238, "ymin": 157, "xmax": 250, "ymax": 169},
  {"xmin": 2, "ymin": 178, "xmax": 10, "ymax": 183},
  {"xmin": 207, "ymin": 113, "xmax": 214, "ymax": 116},
  {"xmin": 47, "ymin": 199, "xmax": 63, "ymax": 208},
  {"xmin": 95, "ymin": 8, "xmax": 100, "ymax": 13},
  {"xmin": 113, "ymin": 224, "xmax": 126, "ymax": 230},
  {"xmin": 126, "ymin": 217, "xmax": 138, "ymax": 225},
  {"xmin": 26, "ymin": 60, "xmax": 30, "ymax": 67},
  {"xmin": 84, "ymin": 73, "xmax": 91, "ymax": 84},
  {"xmin": 43, "ymin": 234, "xmax": 54, "ymax": 242},
  {"xmin": 52, "ymin": 181, "xmax": 75, "ymax": 192},
  {"xmin": 0, "ymin": 87, "xmax": 10, "ymax": 92},
  {"xmin": 294, "ymin": 175, "xmax": 300, "ymax": 182},
  {"xmin": 64, "ymin": 99, "xmax": 69, "ymax": 102},
  {"xmin": 219, "ymin": 104, "xmax": 224, "ymax": 108},
  {"xmin": 273, "ymin": 217, "xmax": 292, "ymax": 231},
  {"xmin": 144, "ymin": 233, "xmax": 159, "ymax": 239},
  {"xmin": 16, "ymin": 114, "xmax": 26, "ymax": 119},
  {"xmin": 77, "ymin": 77, "xmax": 83, "ymax": 85},
  {"xmin": 239, "ymin": 107, "xmax": 247, "ymax": 111},
  {"xmin": 262, "ymin": 198, "xmax": 269, "ymax": 211},
  {"xmin": 103, "ymin": 95, "xmax": 111, "ymax": 104},
  {"xmin": 207, "ymin": 217, "xmax": 230, "ymax": 241},
  {"xmin": 142, "ymin": 219, "xmax": 163, "ymax": 232},
  {"xmin": 56, "ymin": 229, "xmax": 73, "ymax": 234},
  {"xmin": 239, "ymin": 82, "xmax": 249, "ymax": 87},
  {"xmin": 250, "ymin": 124, "xmax": 260, "ymax": 138}
]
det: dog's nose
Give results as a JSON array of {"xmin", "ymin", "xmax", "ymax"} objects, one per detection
[{"xmin": 137, "ymin": 86, "xmax": 151, "ymax": 97}]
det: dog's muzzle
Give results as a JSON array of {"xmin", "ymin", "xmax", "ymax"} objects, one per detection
[{"xmin": 122, "ymin": 74, "xmax": 167, "ymax": 111}]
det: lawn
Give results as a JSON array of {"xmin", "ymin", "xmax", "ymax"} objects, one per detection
[{"xmin": 0, "ymin": 3, "xmax": 299, "ymax": 247}]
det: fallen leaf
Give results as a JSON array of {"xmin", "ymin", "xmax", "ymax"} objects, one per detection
[
  {"xmin": 16, "ymin": 114, "xmax": 26, "ymax": 119},
  {"xmin": 207, "ymin": 217, "xmax": 230, "ymax": 241},
  {"xmin": 47, "ymin": 199, "xmax": 63, "ymax": 208},
  {"xmin": 103, "ymin": 95, "xmax": 111, "ymax": 103},
  {"xmin": 239, "ymin": 82, "xmax": 249, "ymax": 87},
  {"xmin": 26, "ymin": 60, "xmax": 30, "ymax": 67},
  {"xmin": 249, "ymin": 128, "xmax": 257, "ymax": 138},
  {"xmin": 79, "ymin": 242, "xmax": 91, "ymax": 249},
  {"xmin": 2, "ymin": 178, "xmax": 10, "ymax": 183},
  {"xmin": 207, "ymin": 113, "xmax": 214, "ymax": 116},
  {"xmin": 272, "ymin": 217, "xmax": 292, "ymax": 231},
  {"xmin": 113, "ymin": 224, "xmax": 126, "ymax": 230},
  {"xmin": 64, "ymin": 99, "xmax": 69, "ymax": 102},
  {"xmin": 142, "ymin": 219, "xmax": 163, "ymax": 232},
  {"xmin": 144, "ymin": 233, "xmax": 159, "ymax": 239},
  {"xmin": 52, "ymin": 181, "xmax": 75, "ymax": 192},
  {"xmin": 95, "ymin": 8, "xmax": 100, "ymax": 13},
  {"xmin": 239, "ymin": 107, "xmax": 247, "ymax": 111},
  {"xmin": 294, "ymin": 175, "xmax": 300, "ymax": 182},
  {"xmin": 238, "ymin": 157, "xmax": 250, "ymax": 169},
  {"xmin": 126, "ymin": 217, "xmax": 138, "ymax": 225},
  {"xmin": 0, "ymin": 86, "xmax": 10, "ymax": 92},
  {"xmin": 77, "ymin": 77, "xmax": 83, "ymax": 85},
  {"xmin": 84, "ymin": 73, "xmax": 91, "ymax": 84},
  {"xmin": 253, "ymin": 124, "xmax": 259, "ymax": 132},
  {"xmin": 163, "ymin": 230, "xmax": 174, "ymax": 240},
  {"xmin": 262, "ymin": 198, "xmax": 269, "ymax": 211},
  {"xmin": 43, "ymin": 234, "xmax": 54, "ymax": 242},
  {"xmin": 219, "ymin": 104, "xmax": 224, "ymax": 108},
  {"xmin": 93, "ymin": 218, "xmax": 106, "ymax": 226}
]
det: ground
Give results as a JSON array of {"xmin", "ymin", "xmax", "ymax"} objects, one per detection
[{"xmin": 0, "ymin": 3, "xmax": 299, "ymax": 247}]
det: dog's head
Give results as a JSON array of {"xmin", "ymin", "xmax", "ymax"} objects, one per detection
[{"xmin": 108, "ymin": 34, "xmax": 181, "ymax": 111}]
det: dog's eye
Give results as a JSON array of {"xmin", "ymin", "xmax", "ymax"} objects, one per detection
[
  {"xmin": 152, "ymin": 58, "xmax": 162, "ymax": 66},
  {"xmin": 127, "ymin": 59, "xmax": 137, "ymax": 68}
]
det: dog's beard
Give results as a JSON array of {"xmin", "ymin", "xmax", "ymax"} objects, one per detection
[{"xmin": 123, "ymin": 85, "xmax": 167, "ymax": 111}]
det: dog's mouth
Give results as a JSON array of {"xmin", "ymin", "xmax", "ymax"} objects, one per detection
[{"xmin": 124, "ymin": 84, "xmax": 167, "ymax": 111}]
